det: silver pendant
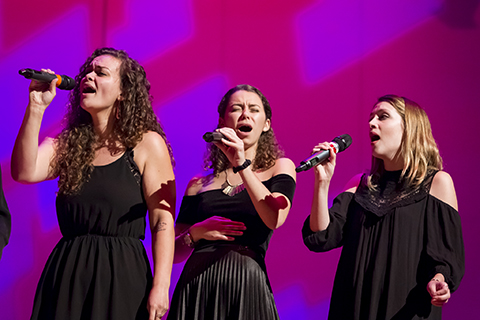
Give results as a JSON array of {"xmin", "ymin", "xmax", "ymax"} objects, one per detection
[{"xmin": 221, "ymin": 181, "xmax": 245, "ymax": 196}]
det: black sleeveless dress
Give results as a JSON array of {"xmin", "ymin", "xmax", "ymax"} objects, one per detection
[
  {"xmin": 303, "ymin": 170, "xmax": 465, "ymax": 320},
  {"xmin": 31, "ymin": 150, "xmax": 152, "ymax": 320},
  {"xmin": 168, "ymin": 174, "xmax": 296, "ymax": 320}
]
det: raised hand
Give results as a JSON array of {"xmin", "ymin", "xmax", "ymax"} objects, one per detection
[
  {"xmin": 28, "ymin": 68, "xmax": 57, "ymax": 111},
  {"xmin": 213, "ymin": 127, "xmax": 246, "ymax": 167},
  {"xmin": 311, "ymin": 142, "xmax": 337, "ymax": 183}
]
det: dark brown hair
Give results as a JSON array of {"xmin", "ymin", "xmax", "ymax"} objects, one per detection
[
  {"xmin": 51, "ymin": 47, "xmax": 173, "ymax": 195},
  {"xmin": 204, "ymin": 84, "xmax": 284, "ymax": 175}
]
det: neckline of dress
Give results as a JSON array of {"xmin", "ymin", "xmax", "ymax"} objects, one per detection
[
  {"xmin": 92, "ymin": 151, "xmax": 127, "ymax": 168},
  {"xmin": 188, "ymin": 173, "xmax": 291, "ymax": 198}
]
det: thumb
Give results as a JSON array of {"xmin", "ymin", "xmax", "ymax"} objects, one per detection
[{"xmin": 49, "ymin": 77, "xmax": 58, "ymax": 95}]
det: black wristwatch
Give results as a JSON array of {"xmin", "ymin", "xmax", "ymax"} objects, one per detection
[{"xmin": 233, "ymin": 159, "xmax": 252, "ymax": 173}]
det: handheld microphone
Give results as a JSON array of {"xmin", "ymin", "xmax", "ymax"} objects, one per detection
[
  {"xmin": 19, "ymin": 68, "xmax": 76, "ymax": 90},
  {"xmin": 203, "ymin": 132, "xmax": 226, "ymax": 142},
  {"xmin": 296, "ymin": 134, "xmax": 352, "ymax": 172}
]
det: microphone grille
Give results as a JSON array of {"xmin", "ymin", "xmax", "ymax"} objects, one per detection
[
  {"xmin": 333, "ymin": 134, "xmax": 352, "ymax": 152},
  {"xmin": 58, "ymin": 76, "xmax": 76, "ymax": 90}
]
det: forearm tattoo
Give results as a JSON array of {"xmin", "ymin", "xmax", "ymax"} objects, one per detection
[{"xmin": 154, "ymin": 222, "xmax": 167, "ymax": 232}]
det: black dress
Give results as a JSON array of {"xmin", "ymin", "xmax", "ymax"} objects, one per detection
[
  {"xmin": 0, "ymin": 166, "xmax": 11, "ymax": 260},
  {"xmin": 31, "ymin": 150, "xmax": 152, "ymax": 320},
  {"xmin": 302, "ymin": 170, "xmax": 465, "ymax": 320},
  {"xmin": 168, "ymin": 174, "xmax": 296, "ymax": 320}
]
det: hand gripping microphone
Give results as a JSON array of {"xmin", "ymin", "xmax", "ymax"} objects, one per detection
[
  {"xmin": 203, "ymin": 132, "xmax": 226, "ymax": 142},
  {"xmin": 295, "ymin": 134, "xmax": 352, "ymax": 172},
  {"xmin": 19, "ymin": 68, "xmax": 76, "ymax": 90}
]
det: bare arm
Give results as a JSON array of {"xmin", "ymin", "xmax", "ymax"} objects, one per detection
[
  {"xmin": 238, "ymin": 158, "xmax": 296, "ymax": 229},
  {"xmin": 11, "ymin": 74, "xmax": 57, "ymax": 183},
  {"xmin": 173, "ymin": 178, "xmax": 246, "ymax": 263},
  {"xmin": 216, "ymin": 127, "xmax": 296, "ymax": 230},
  {"xmin": 137, "ymin": 132, "xmax": 176, "ymax": 320},
  {"xmin": 309, "ymin": 142, "xmax": 337, "ymax": 232}
]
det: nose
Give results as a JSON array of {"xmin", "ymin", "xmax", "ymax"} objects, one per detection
[
  {"xmin": 369, "ymin": 117, "xmax": 377, "ymax": 128},
  {"xmin": 85, "ymin": 71, "xmax": 94, "ymax": 81},
  {"xmin": 240, "ymin": 108, "xmax": 250, "ymax": 119}
]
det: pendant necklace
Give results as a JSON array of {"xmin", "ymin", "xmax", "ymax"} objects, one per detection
[{"xmin": 221, "ymin": 170, "xmax": 245, "ymax": 196}]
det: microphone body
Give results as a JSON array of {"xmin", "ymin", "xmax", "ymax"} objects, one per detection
[
  {"xmin": 19, "ymin": 68, "xmax": 76, "ymax": 90},
  {"xmin": 203, "ymin": 132, "xmax": 226, "ymax": 142},
  {"xmin": 296, "ymin": 134, "xmax": 352, "ymax": 172}
]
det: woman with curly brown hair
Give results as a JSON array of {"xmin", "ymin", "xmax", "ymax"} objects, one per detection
[
  {"xmin": 167, "ymin": 84, "xmax": 296, "ymax": 320},
  {"xmin": 12, "ymin": 47, "xmax": 175, "ymax": 320},
  {"xmin": 302, "ymin": 95, "xmax": 465, "ymax": 319}
]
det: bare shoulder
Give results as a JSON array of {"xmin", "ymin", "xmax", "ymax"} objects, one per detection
[
  {"xmin": 184, "ymin": 173, "xmax": 213, "ymax": 196},
  {"xmin": 272, "ymin": 158, "xmax": 296, "ymax": 180},
  {"xmin": 134, "ymin": 131, "xmax": 171, "ymax": 174},
  {"xmin": 136, "ymin": 131, "xmax": 168, "ymax": 152},
  {"xmin": 430, "ymin": 171, "xmax": 458, "ymax": 210},
  {"xmin": 343, "ymin": 173, "xmax": 363, "ymax": 193}
]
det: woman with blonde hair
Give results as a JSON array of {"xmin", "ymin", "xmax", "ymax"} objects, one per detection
[{"xmin": 302, "ymin": 95, "xmax": 464, "ymax": 319}]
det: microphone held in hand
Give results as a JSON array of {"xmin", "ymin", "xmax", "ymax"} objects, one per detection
[
  {"xmin": 203, "ymin": 132, "xmax": 226, "ymax": 143},
  {"xmin": 19, "ymin": 68, "xmax": 76, "ymax": 90},
  {"xmin": 296, "ymin": 134, "xmax": 352, "ymax": 172}
]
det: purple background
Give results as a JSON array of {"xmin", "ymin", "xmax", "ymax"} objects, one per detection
[{"xmin": 1, "ymin": 0, "xmax": 478, "ymax": 318}]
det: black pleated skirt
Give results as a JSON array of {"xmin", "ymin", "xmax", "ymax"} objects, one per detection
[{"xmin": 168, "ymin": 245, "xmax": 279, "ymax": 320}]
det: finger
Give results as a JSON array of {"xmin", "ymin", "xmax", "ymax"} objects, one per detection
[
  {"xmin": 431, "ymin": 297, "xmax": 448, "ymax": 307},
  {"xmin": 49, "ymin": 77, "xmax": 58, "ymax": 94},
  {"xmin": 329, "ymin": 146, "xmax": 337, "ymax": 164},
  {"xmin": 148, "ymin": 307, "xmax": 155, "ymax": 320},
  {"xmin": 312, "ymin": 142, "xmax": 331, "ymax": 153},
  {"xmin": 426, "ymin": 282, "xmax": 437, "ymax": 296},
  {"xmin": 222, "ymin": 221, "xmax": 246, "ymax": 227},
  {"xmin": 434, "ymin": 287, "xmax": 449, "ymax": 296},
  {"xmin": 213, "ymin": 140, "xmax": 228, "ymax": 153},
  {"xmin": 218, "ymin": 234, "xmax": 235, "ymax": 241},
  {"xmin": 40, "ymin": 68, "xmax": 55, "ymax": 74},
  {"xmin": 212, "ymin": 216, "xmax": 233, "ymax": 221},
  {"xmin": 226, "ymin": 225, "xmax": 247, "ymax": 230},
  {"xmin": 217, "ymin": 127, "xmax": 238, "ymax": 138},
  {"xmin": 224, "ymin": 230, "xmax": 244, "ymax": 236}
]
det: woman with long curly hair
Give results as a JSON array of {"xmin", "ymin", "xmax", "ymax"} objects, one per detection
[
  {"xmin": 167, "ymin": 84, "xmax": 296, "ymax": 319},
  {"xmin": 12, "ymin": 47, "xmax": 175, "ymax": 320},
  {"xmin": 302, "ymin": 95, "xmax": 465, "ymax": 319}
]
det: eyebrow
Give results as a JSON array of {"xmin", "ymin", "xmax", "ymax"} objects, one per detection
[
  {"xmin": 369, "ymin": 108, "xmax": 389, "ymax": 117},
  {"xmin": 95, "ymin": 65, "xmax": 111, "ymax": 71},
  {"xmin": 230, "ymin": 102, "xmax": 260, "ymax": 107}
]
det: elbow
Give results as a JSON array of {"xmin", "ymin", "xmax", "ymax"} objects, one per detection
[
  {"xmin": 267, "ymin": 215, "xmax": 287, "ymax": 230},
  {"xmin": 303, "ymin": 236, "xmax": 328, "ymax": 253},
  {"xmin": 11, "ymin": 171, "xmax": 28, "ymax": 184},
  {"xmin": 11, "ymin": 166, "xmax": 35, "ymax": 184}
]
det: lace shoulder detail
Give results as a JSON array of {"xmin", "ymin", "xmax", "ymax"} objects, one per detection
[
  {"xmin": 124, "ymin": 149, "xmax": 142, "ymax": 186},
  {"xmin": 354, "ymin": 170, "xmax": 438, "ymax": 217}
]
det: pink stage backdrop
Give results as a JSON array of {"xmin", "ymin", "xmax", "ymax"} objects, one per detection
[{"xmin": 1, "ymin": 0, "xmax": 478, "ymax": 319}]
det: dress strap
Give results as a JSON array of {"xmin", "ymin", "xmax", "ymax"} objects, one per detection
[{"xmin": 124, "ymin": 149, "xmax": 142, "ymax": 186}]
